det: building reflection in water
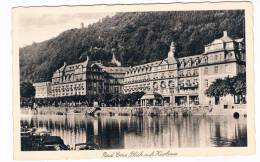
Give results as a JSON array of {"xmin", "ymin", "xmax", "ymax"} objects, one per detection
[{"xmin": 20, "ymin": 114, "xmax": 247, "ymax": 149}]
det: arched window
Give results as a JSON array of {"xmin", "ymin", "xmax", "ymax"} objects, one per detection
[
  {"xmin": 187, "ymin": 59, "xmax": 192, "ymax": 67},
  {"xmin": 71, "ymin": 73, "xmax": 74, "ymax": 81},
  {"xmin": 161, "ymin": 81, "xmax": 166, "ymax": 88},
  {"xmin": 168, "ymin": 80, "xmax": 175, "ymax": 88},
  {"xmin": 153, "ymin": 82, "xmax": 159, "ymax": 90},
  {"xmin": 181, "ymin": 59, "xmax": 185, "ymax": 68}
]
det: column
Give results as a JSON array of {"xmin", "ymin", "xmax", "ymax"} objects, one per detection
[
  {"xmin": 187, "ymin": 95, "xmax": 190, "ymax": 107},
  {"xmin": 153, "ymin": 99, "xmax": 156, "ymax": 106},
  {"xmin": 171, "ymin": 95, "xmax": 175, "ymax": 107},
  {"xmin": 93, "ymin": 119, "xmax": 98, "ymax": 136}
]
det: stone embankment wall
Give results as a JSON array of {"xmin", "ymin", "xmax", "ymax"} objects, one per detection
[{"xmin": 20, "ymin": 104, "xmax": 247, "ymax": 116}]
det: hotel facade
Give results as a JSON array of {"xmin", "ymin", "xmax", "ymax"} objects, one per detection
[
  {"xmin": 123, "ymin": 31, "xmax": 245, "ymax": 106},
  {"xmin": 50, "ymin": 56, "xmax": 128, "ymax": 98},
  {"xmin": 33, "ymin": 31, "xmax": 245, "ymax": 106}
]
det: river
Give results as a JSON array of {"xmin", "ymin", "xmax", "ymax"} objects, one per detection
[{"xmin": 20, "ymin": 113, "xmax": 247, "ymax": 149}]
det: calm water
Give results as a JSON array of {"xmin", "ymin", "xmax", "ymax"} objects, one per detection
[{"xmin": 20, "ymin": 113, "xmax": 247, "ymax": 149}]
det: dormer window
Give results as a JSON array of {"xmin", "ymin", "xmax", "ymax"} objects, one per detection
[
  {"xmin": 179, "ymin": 70, "xmax": 184, "ymax": 76},
  {"xmin": 180, "ymin": 59, "xmax": 185, "ymax": 68},
  {"xmin": 187, "ymin": 59, "xmax": 192, "ymax": 67},
  {"xmin": 202, "ymin": 56, "xmax": 208, "ymax": 63},
  {"xmin": 194, "ymin": 58, "xmax": 199, "ymax": 66}
]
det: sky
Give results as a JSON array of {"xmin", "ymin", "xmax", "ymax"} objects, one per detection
[{"xmin": 15, "ymin": 11, "xmax": 115, "ymax": 48}]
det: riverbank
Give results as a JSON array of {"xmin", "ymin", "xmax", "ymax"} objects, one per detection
[{"xmin": 20, "ymin": 104, "xmax": 247, "ymax": 117}]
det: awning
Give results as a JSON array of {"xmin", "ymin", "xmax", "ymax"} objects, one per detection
[{"xmin": 141, "ymin": 92, "xmax": 163, "ymax": 100}]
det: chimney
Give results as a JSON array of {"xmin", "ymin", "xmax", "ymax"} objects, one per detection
[{"xmin": 223, "ymin": 30, "xmax": 228, "ymax": 37}]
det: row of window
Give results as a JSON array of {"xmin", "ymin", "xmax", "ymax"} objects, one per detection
[
  {"xmin": 179, "ymin": 69, "xmax": 199, "ymax": 77},
  {"xmin": 124, "ymin": 86, "xmax": 151, "ymax": 93},
  {"xmin": 124, "ymin": 83, "xmax": 151, "ymax": 90},
  {"xmin": 179, "ymin": 58, "xmax": 200, "ymax": 68},
  {"xmin": 204, "ymin": 64, "xmax": 230, "ymax": 75},
  {"xmin": 205, "ymin": 42, "xmax": 235, "ymax": 52},
  {"xmin": 125, "ymin": 69, "xmax": 199, "ymax": 83},
  {"xmin": 179, "ymin": 78, "xmax": 199, "ymax": 88},
  {"xmin": 127, "ymin": 66, "xmax": 153, "ymax": 75},
  {"xmin": 53, "ymin": 91, "xmax": 85, "ymax": 96}
]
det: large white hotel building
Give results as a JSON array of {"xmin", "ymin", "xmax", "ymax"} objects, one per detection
[{"xmin": 33, "ymin": 31, "xmax": 245, "ymax": 107}]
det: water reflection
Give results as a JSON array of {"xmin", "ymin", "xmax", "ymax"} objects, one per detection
[{"xmin": 20, "ymin": 114, "xmax": 247, "ymax": 149}]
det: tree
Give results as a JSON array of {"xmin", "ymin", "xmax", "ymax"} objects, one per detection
[
  {"xmin": 205, "ymin": 79, "xmax": 231, "ymax": 104},
  {"xmin": 20, "ymin": 10, "xmax": 245, "ymax": 83},
  {"xmin": 229, "ymin": 73, "xmax": 246, "ymax": 103},
  {"xmin": 20, "ymin": 82, "xmax": 35, "ymax": 98},
  {"xmin": 127, "ymin": 92, "xmax": 145, "ymax": 106},
  {"xmin": 205, "ymin": 73, "xmax": 246, "ymax": 104}
]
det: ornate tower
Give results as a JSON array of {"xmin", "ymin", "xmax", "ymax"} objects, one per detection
[
  {"xmin": 167, "ymin": 41, "xmax": 178, "ymax": 65},
  {"xmin": 111, "ymin": 49, "xmax": 121, "ymax": 67},
  {"xmin": 80, "ymin": 22, "xmax": 84, "ymax": 28}
]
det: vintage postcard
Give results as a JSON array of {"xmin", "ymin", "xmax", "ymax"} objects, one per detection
[{"xmin": 12, "ymin": 2, "xmax": 255, "ymax": 160}]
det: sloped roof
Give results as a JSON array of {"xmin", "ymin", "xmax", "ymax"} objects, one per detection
[
  {"xmin": 159, "ymin": 59, "xmax": 169, "ymax": 65},
  {"xmin": 64, "ymin": 59, "xmax": 89, "ymax": 71},
  {"xmin": 235, "ymin": 38, "xmax": 244, "ymax": 43},
  {"xmin": 95, "ymin": 63, "xmax": 129, "ymax": 74},
  {"xmin": 206, "ymin": 31, "xmax": 235, "ymax": 46},
  {"xmin": 129, "ymin": 60, "xmax": 161, "ymax": 70},
  {"xmin": 58, "ymin": 64, "xmax": 66, "ymax": 72},
  {"xmin": 210, "ymin": 35, "xmax": 233, "ymax": 45}
]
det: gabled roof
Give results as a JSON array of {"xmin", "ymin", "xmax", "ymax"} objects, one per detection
[
  {"xmin": 58, "ymin": 64, "xmax": 66, "ymax": 72},
  {"xmin": 159, "ymin": 59, "xmax": 169, "ymax": 65}
]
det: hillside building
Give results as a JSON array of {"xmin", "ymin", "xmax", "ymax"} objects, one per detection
[
  {"xmin": 33, "ymin": 31, "xmax": 245, "ymax": 107},
  {"xmin": 50, "ymin": 56, "xmax": 128, "ymax": 97},
  {"xmin": 33, "ymin": 82, "xmax": 52, "ymax": 98},
  {"xmin": 123, "ymin": 31, "xmax": 245, "ymax": 106}
]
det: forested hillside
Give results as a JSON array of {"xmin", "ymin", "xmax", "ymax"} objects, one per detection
[{"xmin": 19, "ymin": 10, "xmax": 245, "ymax": 82}]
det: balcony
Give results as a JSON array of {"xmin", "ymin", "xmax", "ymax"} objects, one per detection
[{"xmin": 179, "ymin": 82, "xmax": 199, "ymax": 89}]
